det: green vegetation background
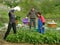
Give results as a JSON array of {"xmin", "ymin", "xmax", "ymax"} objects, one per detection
[{"xmin": 0, "ymin": 0, "xmax": 60, "ymax": 26}]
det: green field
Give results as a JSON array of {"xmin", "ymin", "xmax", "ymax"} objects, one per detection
[{"xmin": 5, "ymin": 28, "xmax": 60, "ymax": 44}]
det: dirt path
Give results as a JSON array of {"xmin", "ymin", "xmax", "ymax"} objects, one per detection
[{"xmin": 0, "ymin": 39, "xmax": 33, "ymax": 45}]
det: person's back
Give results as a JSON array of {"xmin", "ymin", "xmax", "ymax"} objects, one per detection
[{"xmin": 9, "ymin": 10, "xmax": 15, "ymax": 23}]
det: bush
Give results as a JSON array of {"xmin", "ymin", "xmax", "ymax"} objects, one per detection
[
  {"xmin": 0, "ymin": 22, "xmax": 4, "ymax": 27},
  {"xmin": 3, "ymin": 0, "xmax": 20, "ymax": 8},
  {"xmin": 15, "ymin": 16, "xmax": 20, "ymax": 20},
  {"xmin": 6, "ymin": 30, "xmax": 60, "ymax": 44}
]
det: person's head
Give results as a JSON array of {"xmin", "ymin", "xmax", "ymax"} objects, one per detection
[
  {"xmin": 9, "ymin": 9, "xmax": 15, "ymax": 14},
  {"xmin": 10, "ymin": 9, "xmax": 15, "ymax": 13},
  {"xmin": 37, "ymin": 12, "xmax": 41, "ymax": 17},
  {"xmin": 31, "ymin": 7, "xmax": 35, "ymax": 11}
]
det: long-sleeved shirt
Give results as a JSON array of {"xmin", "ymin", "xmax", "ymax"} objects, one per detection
[
  {"xmin": 27, "ymin": 10, "xmax": 37, "ymax": 19},
  {"xmin": 9, "ymin": 12, "xmax": 15, "ymax": 23}
]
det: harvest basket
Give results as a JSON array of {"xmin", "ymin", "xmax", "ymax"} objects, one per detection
[{"xmin": 48, "ymin": 23, "xmax": 57, "ymax": 28}]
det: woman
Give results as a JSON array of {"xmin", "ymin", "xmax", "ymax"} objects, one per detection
[
  {"xmin": 4, "ymin": 9, "xmax": 16, "ymax": 40},
  {"xmin": 37, "ymin": 12, "xmax": 45, "ymax": 34}
]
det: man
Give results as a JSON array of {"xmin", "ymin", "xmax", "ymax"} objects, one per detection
[
  {"xmin": 27, "ymin": 7, "xmax": 37, "ymax": 29},
  {"xmin": 4, "ymin": 9, "xmax": 16, "ymax": 40}
]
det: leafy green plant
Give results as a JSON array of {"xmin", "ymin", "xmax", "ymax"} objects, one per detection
[
  {"xmin": 3, "ymin": 0, "xmax": 20, "ymax": 8},
  {"xmin": 15, "ymin": 16, "xmax": 20, "ymax": 20},
  {"xmin": 6, "ymin": 29, "xmax": 60, "ymax": 44}
]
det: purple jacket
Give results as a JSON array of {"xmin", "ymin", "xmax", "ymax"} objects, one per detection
[{"xmin": 9, "ymin": 12, "xmax": 15, "ymax": 23}]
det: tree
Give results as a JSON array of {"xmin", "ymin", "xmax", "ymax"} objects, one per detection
[{"xmin": 3, "ymin": 0, "xmax": 20, "ymax": 8}]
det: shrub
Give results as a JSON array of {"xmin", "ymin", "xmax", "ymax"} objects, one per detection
[
  {"xmin": 15, "ymin": 16, "xmax": 20, "ymax": 20},
  {"xmin": 3, "ymin": 0, "xmax": 20, "ymax": 8},
  {"xmin": 0, "ymin": 22, "xmax": 4, "ymax": 27}
]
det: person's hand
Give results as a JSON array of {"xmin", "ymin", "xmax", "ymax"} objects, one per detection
[{"xmin": 43, "ymin": 23, "xmax": 45, "ymax": 25}]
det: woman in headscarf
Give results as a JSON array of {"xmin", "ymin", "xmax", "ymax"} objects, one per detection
[
  {"xmin": 37, "ymin": 12, "xmax": 45, "ymax": 34},
  {"xmin": 4, "ymin": 9, "xmax": 16, "ymax": 40}
]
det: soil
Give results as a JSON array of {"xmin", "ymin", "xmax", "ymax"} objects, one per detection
[{"xmin": 0, "ymin": 30, "xmax": 34, "ymax": 45}]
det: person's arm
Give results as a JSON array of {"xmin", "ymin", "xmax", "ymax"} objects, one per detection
[
  {"xmin": 9, "ymin": 12, "xmax": 12, "ymax": 24},
  {"xmin": 27, "ymin": 11, "xmax": 31, "ymax": 17},
  {"xmin": 9, "ymin": 12, "xmax": 12, "ymax": 19},
  {"xmin": 35, "ymin": 10, "xmax": 37, "ymax": 16},
  {"xmin": 41, "ymin": 16, "xmax": 45, "ymax": 25}
]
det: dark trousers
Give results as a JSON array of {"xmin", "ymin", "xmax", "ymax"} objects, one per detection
[
  {"xmin": 30, "ymin": 18, "xmax": 36, "ymax": 29},
  {"xmin": 4, "ymin": 23, "xmax": 16, "ymax": 39},
  {"xmin": 38, "ymin": 26, "xmax": 45, "ymax": 34}
]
